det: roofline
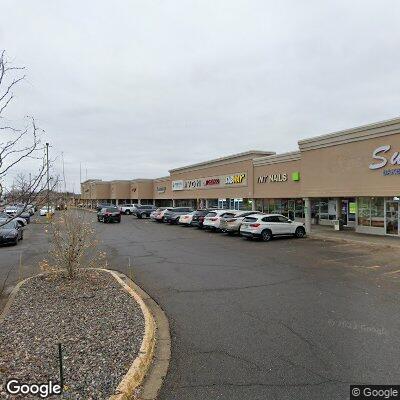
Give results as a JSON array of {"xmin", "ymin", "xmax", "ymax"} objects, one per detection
[
  {"xmin": 253, "ymin": 150, "xmax": 301, "ymax": 166},
  {"xmin": 169, "ymin": 150, "xmax": 275, "ymax": 173},
  {"xmin": 298, "ymin": 116, "xmax": 400, "ymax": 151}
]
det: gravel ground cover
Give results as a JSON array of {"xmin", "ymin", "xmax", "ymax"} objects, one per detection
[{"xmin": 0, "ymin": 269, "xmax": 145, "ymax": 399}]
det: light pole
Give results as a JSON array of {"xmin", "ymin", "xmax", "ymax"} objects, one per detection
[{"xmin": 46, "ymin": 143, "xmax": 50, "ymax": 218}]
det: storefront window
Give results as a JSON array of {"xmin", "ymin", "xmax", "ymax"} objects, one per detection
[
  {"xmin": 255, "ymin": 199, "xmax": 264, "ymax": 212},
  {"xmin": 359, "ymin": 197, "xmax": 384, "ymax": 227},
  {"xmin": 295, "ymin": 199, "xmax": 304, "ymax": 219},
  {"xmin": 358, "ymin": 197, "xmax": 384, "ymax": 227}
]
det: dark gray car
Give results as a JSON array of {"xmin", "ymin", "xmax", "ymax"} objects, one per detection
[
  {"xmin": 134, "ymin": 205, "xmax": 157, "ymax": 219},
  {"xmin": 0, "ymin": 219, "xmax": 23, "ymax": 245},
  {"xmin": 163, "ymin": 207, "xmax": 194, "ymax": 224}
]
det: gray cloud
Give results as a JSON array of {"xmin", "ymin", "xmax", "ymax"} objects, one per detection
[{"xmin": 1, "ymin": 0, "xmax": 400, "ymax": 191}]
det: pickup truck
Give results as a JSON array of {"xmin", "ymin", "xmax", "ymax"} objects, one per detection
[{"xmin": 119, "ymin": 204, "xmax": 139, "ymax": 215}]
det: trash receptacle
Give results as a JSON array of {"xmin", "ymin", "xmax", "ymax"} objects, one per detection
[{"xmin": 333, "ymin": 219, "xmax": 343, "ymax": 231}]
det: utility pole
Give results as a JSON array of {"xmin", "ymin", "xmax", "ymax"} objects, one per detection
[{"xmin": 46, "ymin": 143, "xmax": 50, "ymax": 217}]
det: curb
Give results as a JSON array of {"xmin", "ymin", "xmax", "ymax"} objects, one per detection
[
  {"xmin": 309, "ymin": 233, "xmax": 400, "ymax": 250},
  {"xmin": 0, "ymin": 275, "xmax": 37, "ymax": 323},
  {"xmin": 0, "ymin": 269, "xmax": 170, "ymax": 400},
  {"xmin": 109, "ymin": 270, "xmax": 171, "ymax": 400},
  {"xmin": 104, "ymin": 269, "xmax": 157, "ymax": 400}
]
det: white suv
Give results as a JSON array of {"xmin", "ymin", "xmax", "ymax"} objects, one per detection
[
  {"xmin": 119, "ymin": 204, "xmax": 139, "ymax": 215},
  {"xmin": 240, "ymin": 214, "xmax": 306, "ymax": 241},
  {"xmin": 203, "ymin": 209, "xmax": 238, "ymax": 231}
]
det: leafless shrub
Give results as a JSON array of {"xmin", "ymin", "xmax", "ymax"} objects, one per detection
[{"xmin": 43, "ymin": 210, "xmax": 106, "ymax": 279}]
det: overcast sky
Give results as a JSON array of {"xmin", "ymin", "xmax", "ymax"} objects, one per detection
[{"xmin": 1, "ymin": 0, "xmax": 400, "ymax": 192}]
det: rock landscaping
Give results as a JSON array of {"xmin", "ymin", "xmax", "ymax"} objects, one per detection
[{"xmin": 0, "ymin": 269, "xmax": 145, "ymax": 399}]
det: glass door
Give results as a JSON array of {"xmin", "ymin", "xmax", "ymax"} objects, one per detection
[{"xmin": 385, "ymin": 201, "xmax": 399, "ymax": 235}]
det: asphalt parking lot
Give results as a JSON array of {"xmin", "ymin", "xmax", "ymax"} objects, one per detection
[
  {"xmin": 94, "ymin": 213, "xmax": 400, "ymax": 400},
  {"xmin": 2, "ymin": 212, "xmax": 400, "ymax": 399}
]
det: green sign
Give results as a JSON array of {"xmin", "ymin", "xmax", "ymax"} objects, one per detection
[
  {"xmin": 292, "ymin": 171, "xmax": 300, "ymax": 181},
  {"xmin": 349, "ymin": 202, "xmax": 357, "ymax": 214}
]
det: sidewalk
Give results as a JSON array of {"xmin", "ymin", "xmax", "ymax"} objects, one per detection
[{"xmin": 309, "ymin": 224, "xmax": 400, "ymax": 249}]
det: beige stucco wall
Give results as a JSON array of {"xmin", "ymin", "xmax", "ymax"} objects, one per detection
[
  {"xmin": 93, "ymin": 182, "xmax": 111, "ymax": 199},
  {"xmin": 301, "ymin": 133, "xmax": 400, "ymax": 197},
  {"xmin": 110, "ymin": 181, "xmax": 131, "ymax": 200},
  {"xmin": 169, "ymin": 159, "xmax": 254, "ymax": 199},
  {"xmin": 153, "ymin": 177, "xmax": 172, "ymax": 199},
  {"xmin": 253, "ymin": 159, "xmax": 302, "ymax": 198}
]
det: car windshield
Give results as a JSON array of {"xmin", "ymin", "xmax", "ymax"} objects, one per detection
[
  {"xmin": 0, "ymin": 220, "xmax": 16, "ymax": 229},
  {"xmin": 206, "ymin": 212, "xmax": 217, "ymax": 217}
]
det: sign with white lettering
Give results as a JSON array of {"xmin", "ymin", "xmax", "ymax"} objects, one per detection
[
  {"xmin": 257, "ymin": 173, "xmax": 288, "ymax": 183},
  {"xmin": 172, "ymin": 173, "xmax": 247, "ymax": 191},
  {"xmin": 172, "ymin": 180, "xmax": 184, "ymax": 191},
  {"xmin": 369, "ymin": 145, "xmax": 400, "ymax": 171}
]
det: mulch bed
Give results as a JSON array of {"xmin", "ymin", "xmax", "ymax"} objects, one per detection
[{"xmin": 0, "ymin": 269, "xmax": 145, "ymax": 399}]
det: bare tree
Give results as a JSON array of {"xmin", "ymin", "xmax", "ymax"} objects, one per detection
[
  {"xmin": 42, "ymin": 210, "xmax": 106, "ymax": 279},
  {"xmin": 0, "ymin": 50, "xmax": 55, "ymax": 225}
]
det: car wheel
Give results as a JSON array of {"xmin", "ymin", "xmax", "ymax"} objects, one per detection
[
  {"xmin": 117, "ymin": 219, "xmax": 121, "ymax": 223},
  {"xmin": 97, "ymin": 217, "xmax": 101, "ymax": 222},
  {"xmin": 125, "ymin": 210, "xmax": 131, "ymax": 215},
  {"xmin": 20, "ymin": 232, "xmax": 24, "ymax": 241},
  {"xmin": 261, "ymin": 229, "xmax": 272, "ymax": 242},
  {"xmin": 295, "ymin": 227, "xmax": 306, "ymax": 238}
]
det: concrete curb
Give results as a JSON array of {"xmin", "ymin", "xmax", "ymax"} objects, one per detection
[
  {"xmin": 109, "ymin": 270, "xmax": 171, "ymax": 400},
  {"xmin": 103, "ymin": 269, "xmax": 156, "ymax": 400},
  {"xmin": 0, "ymin": 269, "xmax": 170, "ymax": 400},
  {"xmin": 0, "ymin": 275, "xmax": 37, "ymax": 323},
  {"xmin": 309, "ymin": 233, "xmax": 400, "ymax": 250}
]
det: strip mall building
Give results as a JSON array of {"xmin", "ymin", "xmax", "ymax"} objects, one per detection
[{"xmin": 81, "ymin": 117, "xmax": 400, "ymax": 236}]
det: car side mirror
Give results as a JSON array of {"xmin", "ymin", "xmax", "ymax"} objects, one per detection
[{"xmin": 287, "ymin": 219, "xmax": 292, "ymax": 223}]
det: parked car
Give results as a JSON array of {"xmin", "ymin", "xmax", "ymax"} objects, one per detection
[
  {"xmin": 0, "ymin": 213, "xmax": 27, "ymax": 227},
  {"xmin": 240, "ymin": 214, "xmax": 306, "ymax": 241},
  {"xmin": 190, "ymin": 209, "xmax": 213, "ymax": 229},
  {"xmin": 16, "ymin": 208, "xmax": 31, "ymax": 224},
  {"xmin": 26, "ymin": 204, "xmax": 36, "ymax": 215},
  {"xmin": 178, "ymin": 211, "xmax": 195, "ymax": 226},
  {"xmin": 0, "ymin": 219, "xmax": 23, "ymax": 245},
  {"xmin": 4, "ymin": 206, "xmax": 18, "ymax": 216},
  {"xmin": 96, "ymin": 203, "xmax": 116, "ymax": 212},
  {"xmin": 150, "ymin": 207, "xmax": 172, "ymax": 222},
  {"xmin": 203, "ymin": 209, "xmax": 238, "ymax": 231},
  {"xmin": 163, "ymin": 207, "xmax": 194, "ymax": 224},
  {"xmin": 119, "ymin": 203, "xmax": 139, "ymax": 215},
  {"xmin": 150, "ymin": 207, "xmax": 163, "ymax": 220},
  {"xmin": 219, "ymin": 211, "xmax": 263, "ymax": 234},
  {"xmin": 133, "ymin": 205, "xmax": 157, "ymax": 218},
  {"xmin": 97, "ymin": 207, "xmax": 121, "ymax": 223},
  {"xmin": 39, "ymin": 206, "xmax": 55, "ymax": 216}
]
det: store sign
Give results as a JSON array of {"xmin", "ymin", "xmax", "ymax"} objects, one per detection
[
  {"xmin": 257, "ymin": 173, "xmax": 288, "ymax": 183},
  {"xmin": 172, "ymin": 180, "xmax": 184, "ymax": 191},
  {"xmin": 131, "ymin": 187, "xmax": 137, "ymax": 192},
  {"xmin": 369, "ymin": 145, "xmax": 400, "ymax": 171},
  {"xmin": 172, "ymin": 173, "xmax": 247, "ymax": 191},
  {"xmin": 225, "ymin": 173, "xmax": 246, "ymax": 185},
  {"xmin": 156, "ymin": 186, "xmax": 166, "ymax": 193},
  {"xmin": 184, "ymin": 179, "xmax": 202, "ymax": 189}
]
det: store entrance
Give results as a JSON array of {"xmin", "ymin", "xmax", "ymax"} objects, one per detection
[
  {"xmin": 341, "ymin": 198, "xmax": 356, "ymax": 227},
  {"xmin": 385, "ymin": 201, "xmax": 399, "ymax": 235}
]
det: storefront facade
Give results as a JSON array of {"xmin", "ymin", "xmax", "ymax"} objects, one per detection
[{"xmin": 81, "ymin": 117, "xmax": 400, "ymax": 237}]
